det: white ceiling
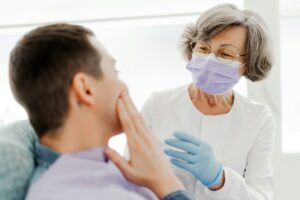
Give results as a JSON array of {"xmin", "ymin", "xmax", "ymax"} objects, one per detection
[{"xmin": 0, "ymin": 0, "xmax": 243, "ymax": 27}]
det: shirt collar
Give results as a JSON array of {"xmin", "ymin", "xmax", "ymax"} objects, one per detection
[
  {"xmin": 70, "ymin": 147, "xmax": 108, "ymax": 162},
  {"xmin": 35, "ymin": 142, "xmax": 108, "ymax": 168},
  {"xmin": 35, "ymin": 142, "xmax": 60, "ymax": 167}
]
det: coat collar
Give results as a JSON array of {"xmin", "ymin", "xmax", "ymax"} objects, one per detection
[{"xmin": 170, "ymin": 84, "xmax": 241, "ymax": 158}]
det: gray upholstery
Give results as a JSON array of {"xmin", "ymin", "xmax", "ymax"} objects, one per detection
[{"xmin": 0, "ymin": 120, "xmax": 37, "ymax": 200}]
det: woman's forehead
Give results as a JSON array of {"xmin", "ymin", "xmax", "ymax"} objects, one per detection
[{"xmin": 209, "ymin": 26, "xmax": 247, "ymax": 51}]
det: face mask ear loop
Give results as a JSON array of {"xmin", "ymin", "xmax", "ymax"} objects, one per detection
[
  {"xmin": 240, "ymin": 62, "xmax": 247, "ymax": 67},
  {"xmin": 238, "ymin": 62, "xmax": 247, "ymax": 76}
]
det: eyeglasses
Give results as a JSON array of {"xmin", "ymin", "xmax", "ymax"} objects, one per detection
[{"xmin": 190, "ymin": 41, "xmax": 246, "ymax": 64}]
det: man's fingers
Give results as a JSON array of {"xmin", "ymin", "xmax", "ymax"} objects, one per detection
[
  {"xmin": 117, "ymin": 98, "xmax": 138, "ymax": 141},
  {"xmin": 105, "ymin": 147, "xmax": 135, "ymax": 178},
  {"xmin": 121, "ymin": 92, "xmax": 149, "ymax": 137},
  {"xmin": 128, "ymin": 96, "xmax": 146, "ymax": 128}
]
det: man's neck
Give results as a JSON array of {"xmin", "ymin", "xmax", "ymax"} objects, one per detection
[{"xmin": 40, "ymin": 114, "xmax": 111, "ymax": 154}]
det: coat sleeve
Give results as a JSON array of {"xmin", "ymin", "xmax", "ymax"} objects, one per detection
[{"xmin": 198, "ymin": 107, "xmax": 275, "ymax": 200}]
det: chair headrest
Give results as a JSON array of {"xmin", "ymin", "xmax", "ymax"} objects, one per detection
[{"xmin": 0, "ymin": 120, "xmax": 37, "ymax": 200}]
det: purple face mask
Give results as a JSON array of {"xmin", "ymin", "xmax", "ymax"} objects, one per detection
[{"xmin": 186, "ymin": 53, "xmax": 242, "ymax": 95}]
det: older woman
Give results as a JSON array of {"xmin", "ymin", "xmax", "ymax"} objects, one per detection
[{"xmin": 140, "ymin": 4, "xmax": 275, "ymax": 200}]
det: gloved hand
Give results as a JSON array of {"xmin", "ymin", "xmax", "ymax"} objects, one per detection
[{"xmin": 164, "ymin": 131, "xmax": 223, "ymax": 188}]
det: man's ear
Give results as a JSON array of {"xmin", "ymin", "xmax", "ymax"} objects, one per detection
[{"xmin": 71, "ymin": 73, "xmax": 96, "ymax": 107}]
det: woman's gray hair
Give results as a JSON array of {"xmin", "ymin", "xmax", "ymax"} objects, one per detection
[{"xmin": 180, "ymin": 4, "xmax": 274, "ymax": 82}]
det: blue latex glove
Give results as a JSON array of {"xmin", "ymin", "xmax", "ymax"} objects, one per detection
[{"xmin": 164, "ymin": 131, "xmax": 223, "ymax": 188}]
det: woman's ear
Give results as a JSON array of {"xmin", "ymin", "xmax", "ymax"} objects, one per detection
[{"xmin": 71, "ymin": 73, "xmax": 96, "ymax": 107}]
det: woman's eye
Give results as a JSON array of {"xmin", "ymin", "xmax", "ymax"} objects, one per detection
[
  {"xmin": 221, "ymin": 52, "xmax": 235, "ymax": 59},
  {"xmin": 198, "ymin": 47, "xmax": 209, "ymax": 52},
  {"xmin": 223, "ymin": 53, "xmax": 231, "ymax": 57}
]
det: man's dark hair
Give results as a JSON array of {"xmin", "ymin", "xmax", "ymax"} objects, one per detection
[{"xmin": 9, "ymin": 23, "xmax": 102, "ymax": 138}]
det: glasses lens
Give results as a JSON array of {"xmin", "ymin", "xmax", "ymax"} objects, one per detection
[
  {"xmin": 217, "ymin": 48, "xmax": 239, "ymax": 63},
  {"xmin": 193, "ymin": 41, "xmax": 210, "ymax": 54}
]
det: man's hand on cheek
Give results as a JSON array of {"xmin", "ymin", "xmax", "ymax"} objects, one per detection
[{"xmin": 105, "ymin": 92, "xmax": 185, "ymax": 199}]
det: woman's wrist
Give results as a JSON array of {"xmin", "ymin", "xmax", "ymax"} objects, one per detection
[{"xmin": 209, "ymin": 170, "xmax": 225, "ymax": 191}]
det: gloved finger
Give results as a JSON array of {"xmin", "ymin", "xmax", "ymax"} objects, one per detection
[
  {"xmin": 170, "ymin": 158, "xmax": 193, "ymax": 173},
  {"xmin": 164, "ymin": 149, "xmax": 198, "ymax": 163},
  {"xmin": 174, "ymin": 131, "xmax": 201, "ymax": 146},
  {"xmin": 164, "ymin": 138, "xmax": 198, "ymax": 154}
]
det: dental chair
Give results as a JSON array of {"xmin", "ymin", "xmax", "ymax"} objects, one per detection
[{"xmin": 0, "ymin": 121, "xmax": 37, "ymax": 200}]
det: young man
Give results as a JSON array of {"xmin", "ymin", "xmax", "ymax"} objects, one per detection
[{"xmin": 9, "ymin": 23, "xmax": 192, "ymax": 200}]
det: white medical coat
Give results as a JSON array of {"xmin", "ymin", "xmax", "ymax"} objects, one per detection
[{"xmin": 140, "ymin": 84, "xmax": 275, "ymax": 200}]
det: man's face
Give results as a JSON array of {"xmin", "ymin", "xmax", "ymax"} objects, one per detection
[{"xmin": 89, "ymin": 36, "xmax": 128, "ymax": 135}]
